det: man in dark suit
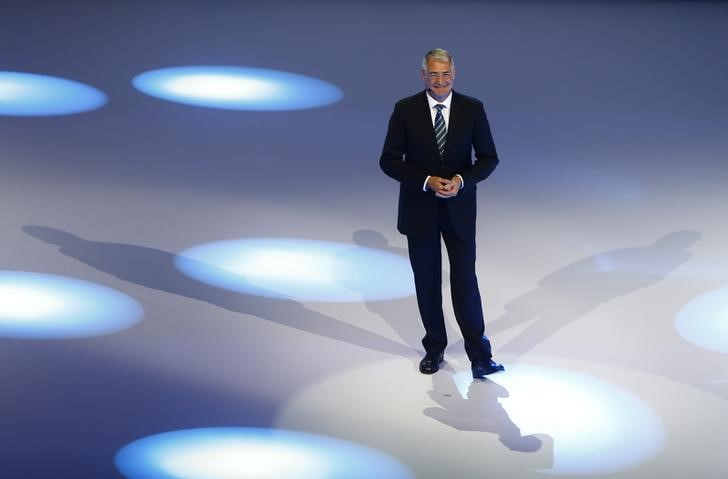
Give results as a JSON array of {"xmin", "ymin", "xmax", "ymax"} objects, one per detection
[{"xmin": 380, "ymin": 48, "xmax": 504, "ymax": 379}]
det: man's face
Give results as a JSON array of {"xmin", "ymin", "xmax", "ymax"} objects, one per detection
[{"xmin": 422, "ymin": 59, "xmax": 455, "ymax": 101}]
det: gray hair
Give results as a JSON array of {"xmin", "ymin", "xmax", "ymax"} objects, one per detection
[{"xmin": 421, "ymin": 48, "xmax": 455, "ymax": 70}]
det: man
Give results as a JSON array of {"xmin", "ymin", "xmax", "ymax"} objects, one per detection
[{"xmin": 379, "ymin": 48, "xmax": 504, "ymax": 379}]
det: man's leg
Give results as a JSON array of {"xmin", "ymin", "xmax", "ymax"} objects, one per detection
[
  {"xmin": 407, "ymin": 234, "xmax": 447, "ymax": 355},
  {"xmin": 442, "ymin": 227, "xmax": 493, "ymax": 362}
]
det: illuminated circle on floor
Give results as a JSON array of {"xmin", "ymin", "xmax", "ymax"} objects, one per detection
[
  {"xmin": 453, "ymin": 365, "xmax": 664, "ymax": 475},
  {"xmin": 175, "ymin": 238, "xmax": 414, "ymax": 302},
  {"xmin": 0, "ymin": 271, "xmax": 143, "ymax": 339},
  {"xmin": 115, "ymin": 427, "xmax": 414, "ymax": 479},
  {"xmin": 675, "ymin": 286, "xmax": 728, "ymax": 354},
  {"xmin": 0, "ymin": 71, "xmax": 107, "ymax": 116},
  {"xmin": 132, "ymin": 66, "xmax": 343, "ymax": 111}
]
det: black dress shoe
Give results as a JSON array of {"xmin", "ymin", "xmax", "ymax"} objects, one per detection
[
  {"xmin": 419, "ymin": 353, "xmax": 444, "ymax": 374},
  {"xmin": 472, "ymin": 359, "xmax": 505, "ymax": 379}
]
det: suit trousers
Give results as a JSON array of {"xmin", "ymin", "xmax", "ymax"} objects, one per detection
[{"xmin": 407, "ymin": 200, "xmax": 493, "ymax": 362}]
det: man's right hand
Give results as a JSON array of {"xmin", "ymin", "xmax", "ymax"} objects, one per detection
[{"xmin": 427, "ymin": 176, "xmax": 458, "ymax": 198}]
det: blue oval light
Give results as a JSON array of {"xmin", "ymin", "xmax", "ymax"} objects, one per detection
[
  {"xmin": 452, "ymin": 365, "xmax": 665, "ymax": 475},
  {"xmin": 675, "ymin": 286, "xmax": 728, "ymax": 354},
  {"xmin": 132, "ymin": 66, "xmax": 343, "ymax": 111},
  {"xmin": 115, "ymin": 427, "xmax": 414, "ymax": 479},
  {"xmin": 175, "ymin": 238, "xmax": 415, "ymax": 302},
  {"xmin": 0, "ymin": 71, "xmax": 107, "ymax": 116},
  {"xmin": 0, "ymin": 271, "xmax": 143, "ymax": 339}
]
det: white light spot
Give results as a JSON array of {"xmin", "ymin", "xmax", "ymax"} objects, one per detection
[
  {"xmin": 159, "ymin": 439, "xmax": 326, "ymax": 479},
  {"xmin": 163, "ymin": 74, "xmax": 279, "ymax": 101},
  {"xmin": 0, "ymin": 271, "xmax": 143, "ymax": 339},
  {"xmin": 675, "ymin": 286, "xmax": 728, "ymax": 353},
  {"xmin": 0, "ymin": 71, "xmax": 107, "ymax": 116},
  {"xmin": 132, "ymin": 66, "xmax": 342, "ymax": 111},
  {"xmin": 115, "ymin": 427, "xmax": 413, "ymax": 479},
  {"xmin": 457, "ymin": 365, "xmax": 665, "ymax": 475},
  {"xmin": 175, "ymin": 238, "xmax": 414, "ymax": 302},
  {"xmin": 0, "ymin": 284, "xmax": 68, "ymax": 319}
]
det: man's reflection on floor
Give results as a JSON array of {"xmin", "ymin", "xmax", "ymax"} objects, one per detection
[{"xmin": 424, "ymin": 369, "xmax": 553, "ymax": 464}]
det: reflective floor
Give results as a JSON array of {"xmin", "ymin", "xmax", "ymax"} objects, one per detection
[{"xmin": 2, "ymin": 1, "xmax": 728, "ymax": 478}]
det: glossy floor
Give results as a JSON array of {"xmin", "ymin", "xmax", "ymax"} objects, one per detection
[{"xmin": 2, "ymin": 1, "xmax": 727, "ymax": 478}]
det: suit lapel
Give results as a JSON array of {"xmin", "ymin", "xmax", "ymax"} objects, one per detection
[
  {"xmin": 446, "ymin": 91, "xmax": 460, "ymax": 145},
  {"xmin": 443, "ymin": 91, "xmax": 459, "ymax": 161}
]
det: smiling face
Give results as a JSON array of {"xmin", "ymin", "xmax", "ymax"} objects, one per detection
[{"xmin": 422, "ymin": 58, "xmax": 455, "ymax": 102}]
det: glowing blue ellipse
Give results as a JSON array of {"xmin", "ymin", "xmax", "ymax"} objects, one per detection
[
  {"xmin": 132, "ymin": 66, "xmax": 343, "ymax": 111},
  {"xmin": 0, "ymin": 271, "xmax": 143, "ymax": 339},
  {"xmin": 454, "ymin": 365, "xmax": 664, "ymax": 475},
  {"xmin": 675, "ymin": 286, "xmax": 728, "ymax": 354},
  {"xmin": 0, "ymin": 71, "xmax": 107, "ymax": 116},
  {"xmin": 175, "ymin": 238, "xmax": 415, "ymax": 302},
  {"xmin": 115, "ymin": 427, "xmax": 414, "ymax": 479}
]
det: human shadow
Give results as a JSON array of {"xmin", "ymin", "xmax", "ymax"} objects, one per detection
[
  {"xmin": 424, "ymin": 369, "xmax": 553, "ymax": 463},
  {"xmin": 22, "ymin": 225, "xmax": 414, "ymax": 358},
  {"xmin": 334, "ymin": 229, "xmax": 465, "ymax": 358},
  {"xmin": 489, "ymin": 230, "xmax": 701, "ymax": 359}
]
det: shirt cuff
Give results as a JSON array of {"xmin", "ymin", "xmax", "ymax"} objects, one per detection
[
  {"xmin": 423, "ymin": 176, "xmax": 430, "ymax": 192},
  {"xmin": 455, "ymin": 174, "xmax": 464, "ymax": 189}
]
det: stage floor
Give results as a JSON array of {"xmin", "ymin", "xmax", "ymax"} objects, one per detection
[{"xmin": 2, "ymin": 1, "xmax": 727, "ymax": 478}]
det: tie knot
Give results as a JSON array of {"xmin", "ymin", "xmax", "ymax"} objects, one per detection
[{"xmin": 435, "ymin": 104, "xmax": 445, "ymax": 112}]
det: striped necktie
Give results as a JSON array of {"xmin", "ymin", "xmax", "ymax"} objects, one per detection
[{"xmin": 434, "ymin": 104, "xmax": 446, "ymax": 160}]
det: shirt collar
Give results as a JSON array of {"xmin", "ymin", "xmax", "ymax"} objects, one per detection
[{"xmin": 426, "ymin": 90, "xmax": 452, "ymax": 110}]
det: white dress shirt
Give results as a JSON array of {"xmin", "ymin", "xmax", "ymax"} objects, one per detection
[
  {"xmin": 423, "ymin": 91, "xmax": 463, "ymax": 192},
  {"xmin": 426, "ymin": 90, "xmax": 452, "ymax": 129}
]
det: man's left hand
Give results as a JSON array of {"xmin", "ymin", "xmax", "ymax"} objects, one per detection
[{"xmin": 435, "ymin": 175, "xmax": 462, "ymax": 198}]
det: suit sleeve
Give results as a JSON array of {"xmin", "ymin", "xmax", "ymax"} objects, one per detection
[
  {"xmin": 459, "ymin": 101, "xmax": 499, "ymax": 191},
  {"xmin": 379, "ymin": 103, "xmax": 430, "ymax": 191}
]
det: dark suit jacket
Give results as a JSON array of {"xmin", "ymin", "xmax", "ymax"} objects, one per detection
[{"xmin": 380, "ymin": 90, "xmax": 499, "ymax": 239}]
